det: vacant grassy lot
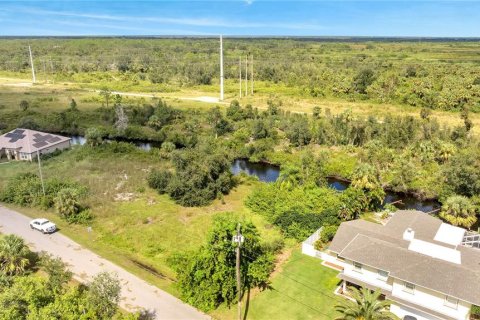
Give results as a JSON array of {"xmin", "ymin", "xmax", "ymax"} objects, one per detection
[{"xmin": 0, "ymin": 146, "xmax": 284, "ymax": 296}]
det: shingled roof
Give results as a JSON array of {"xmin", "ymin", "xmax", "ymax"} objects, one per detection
[
  {"xmin": 329, "ymin": 210, "xmax": 480, "ymax": 305},
  {"xmin": 0, "ymin": 128, "xmax": 70, "ymax": 154}
]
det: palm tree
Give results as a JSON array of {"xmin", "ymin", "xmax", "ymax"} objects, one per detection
[
  {"xmin": 351, "ymin": 164, "xmax": 381, "ymax": 191},
  {"xmin": 436, "ymin": 142, "xmax": 456, "ymax": 164},
  {"xmin": 277, "ymin": 166, "xmax": 301, "ymax": 190},
  {"xmin": 440, "ymin": 195, "xmax": 477, "ymax": 229},
  {"xmin": 335, "ymin": 287, "xmax": 397, "ymax": 320},
  {"xmin": 54, "ymin": 188, "xmax": 80, "ymax": 219},
  {"xmin": 0, "ymin": 234, "xmax": 31, "ymax": 276}
]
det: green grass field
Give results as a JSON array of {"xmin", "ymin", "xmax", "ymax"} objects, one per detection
[{"xmin": 213, "ymin": 249, "xmax": 341, "ymax": 320}]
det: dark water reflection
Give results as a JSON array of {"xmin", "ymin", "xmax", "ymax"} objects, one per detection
[
  {"xmin": 70, "ymin": 135, "xmax": 160, "ymax": 151},
  {"xmin": 230, "ymin": 160, "xmax": 440, "ymax": 213},
  {"xmin": 230, "ymin": 159, "xmax": 280, "ymax": 183},
  {"xmin": 327, "ymin": 177, "xmax": 440, "ymax": 213}
]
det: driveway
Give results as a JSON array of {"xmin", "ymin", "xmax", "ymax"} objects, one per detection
[{"xmin": 0, "ymin": 205, "xmax": 209, "ymax": 320}]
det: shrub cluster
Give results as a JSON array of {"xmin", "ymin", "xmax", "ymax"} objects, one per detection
[
  {"xmin": 471, "ymin": 305, "xmax": 480, "ymax": 317},
  {"xmin": 313, "ymin": 225, "xmax": 339, "ymax": 251},
  {"xmin": 0, "ymin": 173, "xmax": 91, "ymax": 224},
  {"xmin": 147, "ymin": 147, "xmax": 235, "ymax": 207},
  {"xmin": 246, "ymin": 184, "xmax": 340, "ymax": 240}
]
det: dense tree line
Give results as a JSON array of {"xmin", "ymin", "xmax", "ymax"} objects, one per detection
[{"xmin": 1, "ymin": 38, "xmax": 480, "ymax": 111}]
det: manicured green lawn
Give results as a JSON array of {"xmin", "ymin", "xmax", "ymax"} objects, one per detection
[{"xmin": 214, "ymin": 249, "xmax": 342, "ymax": 320}]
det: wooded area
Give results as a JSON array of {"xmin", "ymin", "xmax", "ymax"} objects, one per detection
[{"xmin": 1, "ymin": 38, "xmax": 479, "ymax": 111}]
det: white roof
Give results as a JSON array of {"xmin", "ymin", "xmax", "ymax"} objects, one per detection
[
  {"xmin": 433, "ymin": 223, "xmax": 466, "ymax": 246},
  {"xmin": 0, "ymin": 128, "xmax": 70, "ymax": 154},
  {"xmin": 408, "ymin": 238, "xmax": 462, "ymax": 264}
]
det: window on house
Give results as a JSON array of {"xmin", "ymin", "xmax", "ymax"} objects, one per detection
[
  {"xmin": 353, "ymin": 261, "xmax": 363, "ymax": 273},
  {"xmin": 403, "ymin": 282, "xmax": 415, "ymax": 294},
  {"xmin": 377, "ymin": 269, "xmax": 389, "ymax": 281},
  {"xmin": 444, "ymin": 296, "xmax": 458, "ymax": 309}
]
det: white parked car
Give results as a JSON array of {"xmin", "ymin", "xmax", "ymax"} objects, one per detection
[{"xmin": 30, "ymin": 218, "xmax": 57, "ymax": 234}]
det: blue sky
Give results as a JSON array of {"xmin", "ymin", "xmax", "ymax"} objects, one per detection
[{"xmin": 0, "ymin": 1, "xmax": 479, "ymax": 37}]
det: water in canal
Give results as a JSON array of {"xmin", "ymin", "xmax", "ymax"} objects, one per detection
[
  {"xmin": 70, "ymin": 135, "xmax": 160, "ymax": 151},
  {"xmin": 231, "ymin": 160, "xmax": 440, "ymax": 213},
  {"xmin": 230, "ymin": 159, "xmax": 280, "ymax": 183}
]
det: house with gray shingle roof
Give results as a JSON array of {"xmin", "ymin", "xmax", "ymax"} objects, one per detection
[
  {"xmin": 0, "ymin": 128, "xmax": 71, "ymax": 161},
  {"xmin": 305, "ymin": 210, "xmax": 480, "ymax": 320}
]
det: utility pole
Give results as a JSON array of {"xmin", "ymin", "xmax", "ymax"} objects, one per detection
[
  {"xmin": 28, "ymin": 45, "xmax": 36, "ymax": 84},
  {"xmin": 232, "ymin": 223, "xmax": 244, "ymax": 320},
  {"xmin": 43, "ymin": 59, "xmax": 47, "ymax": 83},
  {"xmin": 245, "ymin": 56, "xmax": 248, "ymax": 97},
  {"xmin": 36, "ymin": 150, "xmax": 45, "ymax": 196},
  {"xmin": 239, "ymin": 57, "xmax": 242, "ymax": 98},
  {"xmin": 251, "ymin": 54, "xmax": 254, "ymax": 95},
  {"xmin": 220, "ymin": 35, "xmax": 224, "ymax": 101},
  {"xmin": 49, "ymin": 59, "xmax": 55, "ymax": 84}
]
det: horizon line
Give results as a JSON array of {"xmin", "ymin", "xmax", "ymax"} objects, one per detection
[{"xmin": 1, "ymin": 35, "xmax": 480, "ymax": 40}]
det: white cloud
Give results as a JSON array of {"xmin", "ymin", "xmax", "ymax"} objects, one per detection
[{"xmin": 8, "ymin": 6, "xmax": 325, "ymax": 31}]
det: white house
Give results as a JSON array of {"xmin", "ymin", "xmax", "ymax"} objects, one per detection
[
  {"xmin": 305, "ymin": 210, "xmax": 480, "ymax": 320},
  {"xmin": 0, "ymin": 128, "xmax": 71, "ymax": 161}
]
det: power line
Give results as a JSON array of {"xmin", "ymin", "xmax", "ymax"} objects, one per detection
[
  {"xmin": 35, "ymin": 150, "xmax": 344, "ymax": 318},
  {"xmin": 276, "ymin": 272, "xmax": 340, "ymax": 301},
  {"xmin": 271, "ymin": 287, "xmax": 335, "ymax": 318}
]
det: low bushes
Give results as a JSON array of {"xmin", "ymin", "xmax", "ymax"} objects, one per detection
[
  {"xmin": 314, "ymin": 225, "xmax": 339, "ymax": 250},
  {"xmin": 471, "ymin": 305, "xmax": 480, "ymax": 319},
  {"xmin": 246, "ymin": 184, "xmax": 340, "ymax": 240},
  {"xmin": 0, "ymin": 173, "xmax": 91, "ymax": 224},
  {"xmin": 147, "ymin": 170, "xmax": 172, "ymax": 194},
  {"xmin": 320, "ymin": 225, "xmax": 339, "ymax": 243}
]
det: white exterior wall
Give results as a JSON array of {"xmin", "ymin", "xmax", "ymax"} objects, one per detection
[
  {"xmin": 302, "ymin": 228, "xmax": 474, "ymax": 320},
  {"xmin": 391, "ymin": 303, "xmax": 439, "ymax": 320},
  {"xmin": 343, "ymin": 259, "xmax": 393, "ymax": 292},
  {"xmin": 391, "ymin": 279, "xmax": 471, "ymax": 320},
  {"xmin": 37, "ymin": 140, "xmax": 71, "ymax": 156},
  {"xmin": 24, "ymin": 140, "xmax": 71, "ymax": 161},
  {"xmin": 321, "ymin": 252, "xmax": 348, "ymax": 269}
]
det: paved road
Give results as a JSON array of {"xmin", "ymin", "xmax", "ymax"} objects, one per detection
[{"xmin": 0, "ymin": 205, "xmax": 209, "ymax": 320}]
